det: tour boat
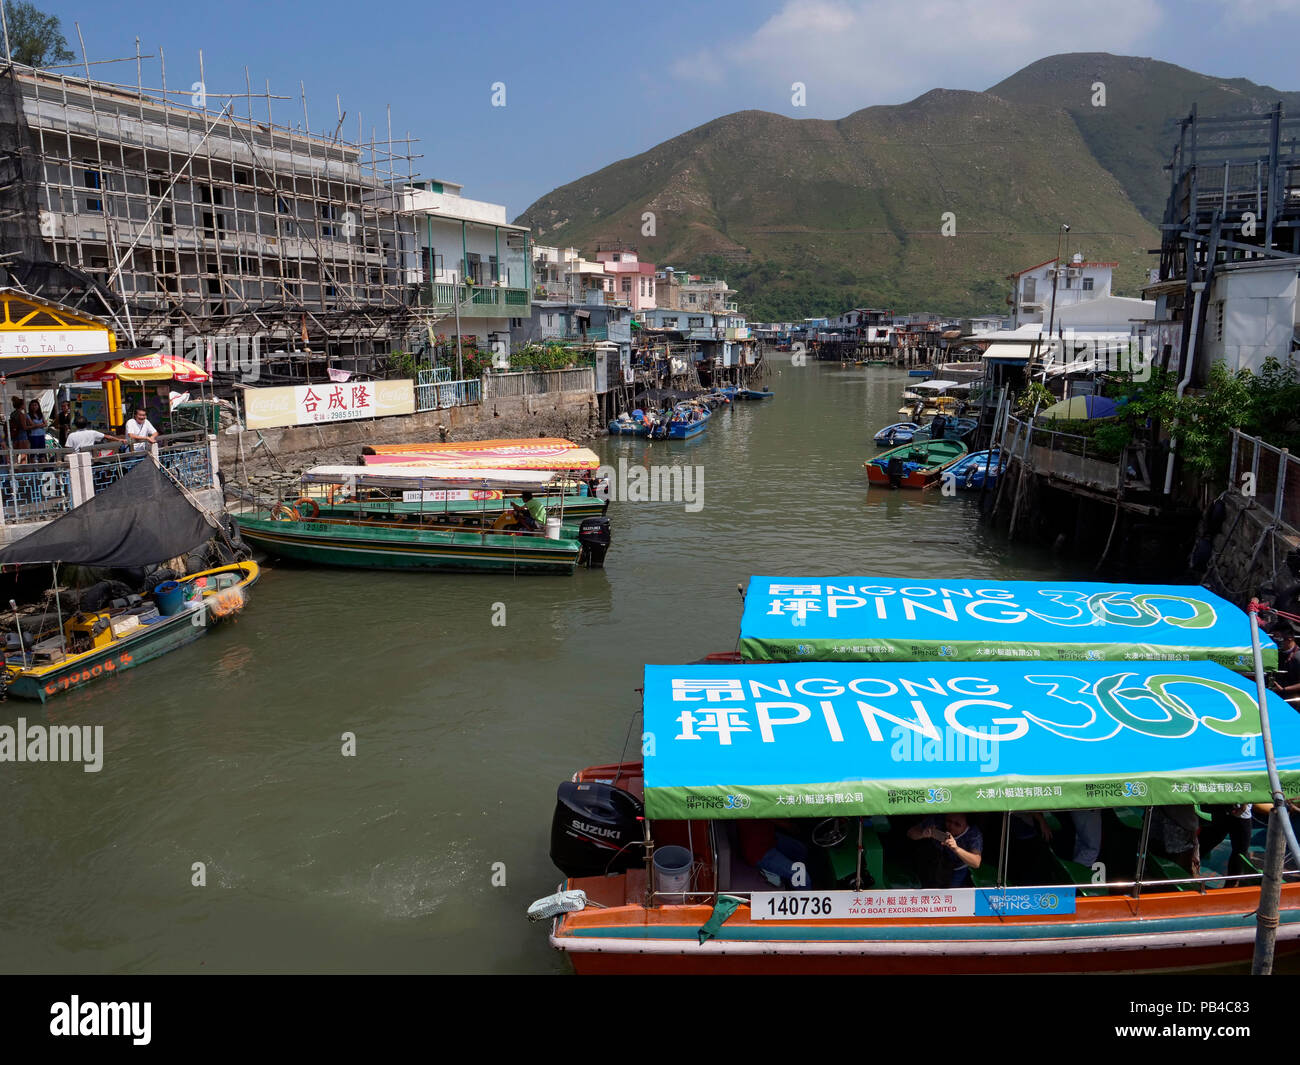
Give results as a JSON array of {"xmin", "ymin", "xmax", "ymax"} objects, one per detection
[
  {"xmin": 534, "ymin": 658, "xmax": 1300, "ymax": 974},
  {"xmin": 864, "ymin": 439, "xmax": 967, "ymax": 489},
  {"xmin": 235, "ymin": 467, "xmax": 611, "ymax": 575}
]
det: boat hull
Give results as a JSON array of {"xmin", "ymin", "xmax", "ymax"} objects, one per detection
[
  {"xmin": 239, "ymin": 516, "xmax": 580, "ymax": 574},
  {"xmin": 553, "ymin": 889, "xmax": 1300, "ymax": 975}
]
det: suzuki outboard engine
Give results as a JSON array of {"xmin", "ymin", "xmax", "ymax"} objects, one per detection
[
  {"xmin": 550, "ymin": 780, "xmax": 644, "ymax": 878},
  {"xmin": 576, "ymin": 516, "xmax": 612, "ymax": 569}
]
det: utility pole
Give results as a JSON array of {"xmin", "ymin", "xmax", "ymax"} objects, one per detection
[{"xmin": 1045, "ymin": 223, "xmax": 1069, "ymax": 375}]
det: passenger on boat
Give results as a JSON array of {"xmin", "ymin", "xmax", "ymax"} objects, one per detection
[
  {"xmin": 1198, "ymin": 804, "xmax": 1254, "ymax": 877},
  {"xmin": 511, "ymin": 491, "xmax": 547, "ymax": 531},
  {"xmin": 1069, "ymin": 810, "xmax": 1104, "ymax": 866},
  {"xmin": 1151, "ymin": 805, "xmax": 1201, "ymax": 877},
  {"xmin": 1267, "ymin": 621, "xmax": 1300, "ymax": 702},
  {"xmin": 908, "ymin": 812, "xmax": 983, "ymax": 888},
  {"xmin": 1005, "ymin": 811, "xmax": 1057, "ymax": 885}
]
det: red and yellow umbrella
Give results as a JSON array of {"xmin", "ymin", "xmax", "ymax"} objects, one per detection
[{"xmin": 75, "ymin": 353, "xmax": 210, "ymax": 382}]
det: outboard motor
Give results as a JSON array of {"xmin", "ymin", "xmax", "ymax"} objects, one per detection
[
  {"xmin": 550, "ymin": 780, "xmax": 644, "ymax": 878},
  {"xmin": 886, "ymin": 456, "xmax": 905, "ymax": 489},
  {"xmin": 577, "ymin": 516, "xmax": 612, "ymax": 568}
]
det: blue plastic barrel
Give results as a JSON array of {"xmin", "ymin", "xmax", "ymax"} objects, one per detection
[{"xmin": 154, "ymin": 580, "xmax": 184, "ymax": 616}]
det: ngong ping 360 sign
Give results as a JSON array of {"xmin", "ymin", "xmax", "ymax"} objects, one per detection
[{"xmin": 243, "ymin": 380, "xmax": 415, "ymax": 430}]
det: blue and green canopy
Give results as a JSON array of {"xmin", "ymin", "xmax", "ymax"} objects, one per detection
[
  {"xmin": 739, "ymin": 577, "xmax": 1274, "ymax": 670},
  {"xmin": 641, "ymin": 660, "xmax": 1300, "ymax": 820}
]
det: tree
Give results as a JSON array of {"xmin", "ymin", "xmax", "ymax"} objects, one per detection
[{"xmin": 3, "ymin": 1, "xmax": 75, "ymax": 67}]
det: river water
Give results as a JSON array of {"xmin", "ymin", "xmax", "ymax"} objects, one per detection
[{"xmin": 1, "ymin": 358, "xmax": 1092, "ymax": 974}]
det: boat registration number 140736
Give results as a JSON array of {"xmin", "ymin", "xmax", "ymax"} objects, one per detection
[{"xmin": 751, "ymin": 888, "xmax": 1076, "ymax": 920}]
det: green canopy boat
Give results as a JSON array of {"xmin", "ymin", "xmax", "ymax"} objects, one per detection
[{"xmin": 236, "ymin": 466, "xmax": 611, "ymax": 575}]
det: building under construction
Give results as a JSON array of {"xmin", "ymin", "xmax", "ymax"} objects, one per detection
[{"xmin": 0, "ymin": 52, "xmax": 427, "ymax": 372}]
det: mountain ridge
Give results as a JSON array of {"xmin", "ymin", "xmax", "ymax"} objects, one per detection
[{"xmin": 515, "ymin": 54, "xmax": 1297, "ymax": 319}]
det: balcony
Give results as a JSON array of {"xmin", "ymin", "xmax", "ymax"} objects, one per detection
[{"xmin": 419, "ymin": 282, "xmax": 531, "ymax": 318}]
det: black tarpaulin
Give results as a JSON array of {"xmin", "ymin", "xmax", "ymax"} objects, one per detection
[{"xmin": 0, "ymin": 458, "xmax": 216, "ymax": 567}]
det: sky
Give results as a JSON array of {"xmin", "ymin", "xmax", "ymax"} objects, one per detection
[{"xmin": 31, "ymin": 0, "xmax": 1300, "ymax": 218}]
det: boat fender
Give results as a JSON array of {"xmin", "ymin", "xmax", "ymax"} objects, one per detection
[
  {"xmin": 270, "ymin": 503, "xmax": 301, "ymax": 522},
  {"xmin": 295, "ymin": 497, "xmax": 320, "ymax": 519}
]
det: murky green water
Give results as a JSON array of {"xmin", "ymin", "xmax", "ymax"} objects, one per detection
[{"xmin": 1, "ymin": 359, "xmax": 1086, "ymax": 973}]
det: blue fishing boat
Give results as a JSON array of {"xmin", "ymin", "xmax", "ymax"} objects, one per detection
[
  {"xmin": 663, "ymin": 403, "xmax": 709, "ymax": 439},
  {"xmin": 873, "ymin": 421, "xmax": 922, "ymax": 447},
  {"xmin": 733, "ymin": 388, "xmax": 775, "ymax": 400},
  {"xmin": 945, "ymin": 448, "xmax": 1005, "ymax": 491},
  {"xmin": 914, "ymin": 416, "xmax": 978, "ymax": 442}
]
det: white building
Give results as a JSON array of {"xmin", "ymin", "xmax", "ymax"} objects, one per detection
[
  {"xmin": 1009, "ymin": 254, "xmax": 1153, "ymax": 333},
  {"xmin": 382, "ymin": 179, "xmax": 532, "ymax": 354}
]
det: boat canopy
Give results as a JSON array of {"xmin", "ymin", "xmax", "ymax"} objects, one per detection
[
  {"xmin": 909, "ymin": 379, "xmax": 960, "ymax": 392},
  {"xmin": 0, "ymin": 458, "xmax": 216, "ymax": 567},
  {"xmin": 739, "ymin": 576, "xmax": 1274, "ymax": 670},
  {"xmin": 301, "ymin": 465, "xmax": 578, "ymax": 492},
  {"xmin": 641, "ymin": 660, "xmax": 1300, "ymax": 820},
  {"xmin": 361, "ymin": 440, "xmax": 600, "ymax": 470}
]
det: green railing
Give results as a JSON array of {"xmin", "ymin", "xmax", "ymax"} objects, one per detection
[{"xmin": 419, "ymin": 283, "xmax": 531, "ymax": 315}]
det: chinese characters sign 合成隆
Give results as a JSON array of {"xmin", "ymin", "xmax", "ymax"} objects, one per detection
[{"xmin": 242, "ymin": 380, "xmax": 416, "ymax": 430}]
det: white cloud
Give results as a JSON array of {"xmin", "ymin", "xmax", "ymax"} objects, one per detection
[{"xmin": 671, "ymin": 0, "xmax": 1165, "ymax": 112}]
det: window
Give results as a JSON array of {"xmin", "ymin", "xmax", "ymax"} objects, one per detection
[
  {"xmin": 621, "ymin": 278, "xmax": 632, "ymax": 293},
  {"xmin": 82, "ymin": 163, "xmax": 103, "ymax": 212},
  {"xmin": 320, "ymin": 203, "xmax": 339, "ymax": 238},
  {"xmin": 688, "ymin": 316, "xmax": 704, "ymax": 328},
  {"xmin": 1215, "ymin": 302, "xmax": 1225, "ymax": 342},
  {"xmin": 662, "ymin": 317, "xmax": 678, "ymax": 328},
  {"xmin": 545, "ymin": 314, "xmax": 555, "ymax": 327},
  {"xmin": 277, "ymin": 196, "xmax": 292, "ymax": 214},
  {"xmin": 1081, "ymin": 277, "xmax": 1094, "ymax": 292},
  {"xmin": 1022, "ymin": 277, "xmax": 1036, "ymax": 302}
]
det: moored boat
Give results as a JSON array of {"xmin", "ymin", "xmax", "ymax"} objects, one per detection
[
  {"xmin": 864, "ymin": 439, "xmax": 967, "ymax": 489},
  {"xmin": 0, "ymin": 459, "xmax": 259, "ymax": 702},
  {"xmin": 2, "ymin": 562, "xmax": 259, "ymax": 702},
  {"xmin": 944, "ymin": 448, "xmax": 1005, "ymax": 491},
  {"xmin": 235, "ymin": 467, "xmax": 611, "ymax": 574},
  {"xmin": 872, "ymin": 421, "xmax": 922, "ymax": 447},
  {"xmin": 732, "ymin": 388, "xmax": 775, "ymax": 400}
]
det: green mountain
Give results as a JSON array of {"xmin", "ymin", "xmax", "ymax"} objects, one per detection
[
  {"xmin": 989, "ymin": 53, "xmax": 1300, "ymax": 225},
  {"xmin": 514, "ymin": 54, "xmax": 1295, "ymax": 320}
]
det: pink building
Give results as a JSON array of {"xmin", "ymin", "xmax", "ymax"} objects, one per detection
[{"xmin": 595, "ymin": 245, "xmax": 656, "ymax": 310}]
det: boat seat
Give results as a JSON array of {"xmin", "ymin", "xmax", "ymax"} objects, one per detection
[
  {"xmin": 1053, "ymin": 855, "xmax": 1108, "ymax": 897},
  {"xmin": 969, "ymin": 862, "xmax": 998, "ymax": 889},
  {"xmin": 1146, "ymin": 854, "xmax": 1196, "ymax": 891}
]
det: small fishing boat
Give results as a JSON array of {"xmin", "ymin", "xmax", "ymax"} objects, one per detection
[
  {"xmin": 897, "ymin": 379, "xmax": 964, "ymax": 419},
  {"xmin": 864, "ymin": 358, "xmax": 892, "ymax": 367},
  {"xmin": 2, "ymin": 562, "xmax": 258, "ymax": 702},
  {"xmin": 532, "ymin": 656, "xmax": 1300, "ymax": 974},
  {"xmin": 913, "ymin": 416, "xmax": 978, "ymax": 442},
  {"xmin": 236, "ymin": 467, "xmax": 611, "ymax": 575},
  {"xmin": 872, "ymin": 422, "xmax": 922, "ymax": 447},
  {"xmin": 944, "ymin": 448, "xmax": 1005, "ymax": 491},
  {"xmin": 864, "ymin": 439, "xmax": 967, "ymax": 489},
  {"xmin": 0, "ymin": 459, "xmax": 259, "ymax": 702},
  {"xmin": 732, "ymin": 388, "xmax": 775, "ymax": 401}
]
